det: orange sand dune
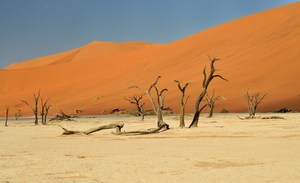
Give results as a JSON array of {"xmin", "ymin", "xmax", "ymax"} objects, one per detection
[{"xmin": 1, "ymin": 2, "xmax": 300, "ymax": 117}]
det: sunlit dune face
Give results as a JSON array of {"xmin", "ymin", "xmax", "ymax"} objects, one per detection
[{"xmin": 1, "ymin": 3, "xmax": 300, "ymax": 116}]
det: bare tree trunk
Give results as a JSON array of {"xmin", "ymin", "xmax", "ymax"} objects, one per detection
[
  {"xmin": 44, "ymin": 104, "xmax": 52, "ymax": 124},
  {"xmin": 40, "ymin": 98, "xmax": 49, "ymax": 125},
  {"xmin": 189, "ymin": 91, "xmax": 207, "ymax": 128},
  {"xmin": 140, "ymin": 107, "xmax": 145, "ymax": 121},
  {"xmin": 189, "ymin": 104, "xmax": 207, "ymax": 128},
  {"xmin": 208, "ymin": 106, "xmax": 214, "ymax": 118},
  {"xmin": 5, "ymin": 108, "xmax": 9, "ymax": 127},
  {"xmin": 189, "ymin": 56, "xmax": 227, "ymax": 128},
  {"xmin": 174, "ymin": 80, "xmax": 191, "ymax": 128}
]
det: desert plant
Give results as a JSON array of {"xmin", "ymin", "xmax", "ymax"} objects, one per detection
[
  {"xmin": 189, "ymin": 56, "xmax": 227, "ymax": 128},
  {"xmin": 174, "ymin": 80, "xmax": 191, "ymax": 128}
]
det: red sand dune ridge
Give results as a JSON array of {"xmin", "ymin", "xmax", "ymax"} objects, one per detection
[{"xmin": 1, "ymin": 2, "xmax": 300, "ymax": 117}]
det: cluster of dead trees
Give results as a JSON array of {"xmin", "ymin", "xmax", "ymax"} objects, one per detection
[
  {"xmin": 21, "ymin": 90, "xmax": 52, "ymax": 125},
  {"xmin": 59, "ymin": 55, "xmax": 287, "ymax": 136},
  {"xmin": 60, "ymin": 56, "xmax": 227, "ymax": 135},
  {"xmin": 124, "ymin": 56, "xmax": 227, "ymax": 130}
]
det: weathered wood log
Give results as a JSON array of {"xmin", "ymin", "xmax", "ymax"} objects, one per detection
[
  {"xmin": 115, "ymin": 123, "xmax": 169, "ymax": 136},
  {"xmin": 50, "ymin": 110, "xmax": 74, "ymax": 122},
  {"xmin": 261, "ymin": 116, "xmax": 286, "ymax": 120},
  {"xmin": 59, "ymin": 122, "xmax": 124, "ymax": 135}
]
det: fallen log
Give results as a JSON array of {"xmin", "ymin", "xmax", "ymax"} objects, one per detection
[
  {"xmin": 261, "ymin": 116, "xmax": 286, "ymax": 120},
  {"xmin": 237, "ymin": 115, "xmax": 286, "ymax": 120},
  {"xmin": 115, "ymin": 123, "xmax": 169, "ymax": 136},
  {"xmin": 59, "ymin": 122, "xmax": 124, "ymax": 135}
]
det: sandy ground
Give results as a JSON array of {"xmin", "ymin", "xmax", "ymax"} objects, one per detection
[{"xmin": 1, "ymin": 113, "xmax": 300, "ymax": 183}]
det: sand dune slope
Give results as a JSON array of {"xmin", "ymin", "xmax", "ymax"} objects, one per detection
[{"xmin": 1, "ymin": 2, "xmax": 300, "ymax": 116}]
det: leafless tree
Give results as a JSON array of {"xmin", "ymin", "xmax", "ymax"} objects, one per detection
[
  {"xmin": 40, "ymin": 98, "xmax": 49, "ymax": 125},
  {"xmin": 174, "ymin": 80, "xmax": 191, "ymax": 128},
  {"xmin": 44, "ymin": 104, "xmax": 52, "ymax": 124},
  {"xmin": 15, "ymin": 110, "xmax": 22, "ymax": 120},
  {"xmin": 5, "ymin": 107, "xmax": 9, "ymax": 127},
  {"xmin": 21, "ymin": 90, "xmax": 41, "ymax": 125},
  {"xmin": 129, "ymin": 76, "xmax": 169, "ymax": 128},
  {"xmin": 245, "ymin": 91, "xmax": 267, "ymax": 119},
  {"xmin": 189, "ymin": 56, "xmax": 227, "ymax": 128},
  {"xmin": 124, "ymin": 94, "xmax": 146, "ymax": 120},
  {"xmin": 206, "ymin": 90, "xmax": 221, "ymax": 118}
]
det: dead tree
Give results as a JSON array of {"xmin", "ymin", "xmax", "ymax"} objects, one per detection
[
  {"xmin": 5, "ymin": 107, "xmax": 9, "ymax": 127},
  {"xmin": 245, "ymin": 91, "xmax": 267, "ymax": 119},
  {"xmin": 206, "ymin": 90, "xmax": 221, "ymax": 118},
  {"xmin": 124, "ymin": 94, "xmax": 146, "ymax": 120},
  {"xmin": 44, "ymin": 104, "xmax": 52, "ymax": 124},
  {"xmin": 189, "ymin": 56, "xmax": 227, "ymax": 128},
  {"xmin": 21, "ymin": 90, "xmax": 41, "ymax": 125},
  {"xmin": 174, "ymin": 80, "xmax": 191, "ymax": 128},
  {"xmin": 129, "ymin": 76, "xmax": 169, "ymax": 129},
  {"xmin": 40, "ymin": 98, "xmax": 49, "ymax": 125},
  {"xmin": 15, "ymin": 110, "xmax": 22, "ymax": 120}
]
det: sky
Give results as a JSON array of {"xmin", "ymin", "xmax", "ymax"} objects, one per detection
[{"xmin": 0, "ymin": 0, "xmax": 299, "ymax": 69}]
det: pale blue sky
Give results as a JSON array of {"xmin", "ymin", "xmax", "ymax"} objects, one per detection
[{"xmin": 0, "ymin": 0, "xmax": 299, "ymax": 68}]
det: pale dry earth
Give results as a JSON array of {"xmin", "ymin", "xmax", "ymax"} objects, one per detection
[{"xmin": 1, "ymin": 113, "xmax": 300, "ymax": 183}]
